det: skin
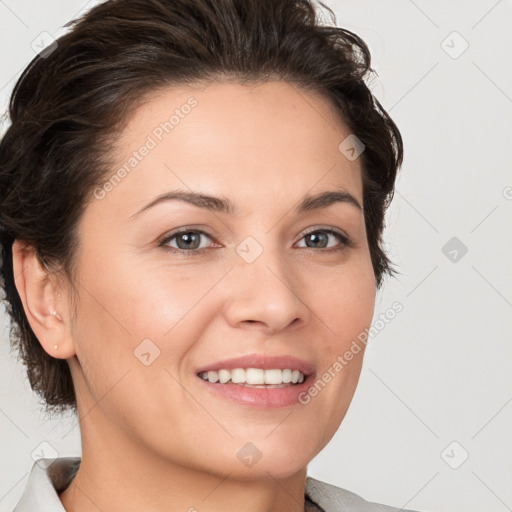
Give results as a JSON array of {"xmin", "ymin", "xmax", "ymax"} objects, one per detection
[{"xmin": 13, "ymin": 80, "xmax": 376, "ymax": 512}]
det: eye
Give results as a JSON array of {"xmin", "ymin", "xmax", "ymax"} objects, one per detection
[
  {"xmin": 159, "ymin": 229, "xmax": 216, "ymax": 255},
  {"xmin": 295, "ymin": 228, "xmax": 350, "ymax": 252}
]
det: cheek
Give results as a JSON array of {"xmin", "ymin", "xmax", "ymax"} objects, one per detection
[
  {"xmin": 115, "ymin": 255, "xmax": 232, "ymax": 329},
  {"xmin": 76, "ymin": 247, "xmax": 210, "ymax": 334},
  {"xmin": 301, "ymin": 256, "xmax": 375, "ymax": 430},
  {"xmin": 310, "ymin": 255, "xmax": 376, "ymax": 352},
  {"xmin": 70, "ymin": 255, "xmax": 228, "ymax": 388}
]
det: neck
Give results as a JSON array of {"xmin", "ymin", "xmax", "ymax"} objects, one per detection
[{"xmin": 58, "ymin": 411, "xmax": 309, "ymax": 512}]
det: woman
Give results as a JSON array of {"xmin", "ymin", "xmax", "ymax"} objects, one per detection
[{"xmin": 0, "ymin": 0, "xmax": 418, "ymax": 510}]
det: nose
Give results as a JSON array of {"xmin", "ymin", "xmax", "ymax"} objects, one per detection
[{"xmin": 222, "ymin": 250, "xmax": 311, "ymax": 336}]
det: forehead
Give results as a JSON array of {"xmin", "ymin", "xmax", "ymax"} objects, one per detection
[{"xmin": 97, "ymin": 80, "xmax": 364, "ymax": 215}]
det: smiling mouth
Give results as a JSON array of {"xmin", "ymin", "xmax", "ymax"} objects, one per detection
[{"xmin": 197, "ymin": 368, "xmax": 305, "ymax": 387}]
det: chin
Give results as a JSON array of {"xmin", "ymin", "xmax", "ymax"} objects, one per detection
[
  {"xmin": 228, "ymin": 438, "xmax": 313, "ymax": 481},
  {"xmin": 224, "ymin": 459, "xmax": 309, "ymax": 482}
]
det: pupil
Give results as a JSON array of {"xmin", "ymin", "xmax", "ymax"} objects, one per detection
[
  {"xmin": 178, "ymin": 232, "xmax": 199, "ymax": 250},
  {"xmin": 308, "ymin": 232, "xmax": 327, "ymax": 248}
]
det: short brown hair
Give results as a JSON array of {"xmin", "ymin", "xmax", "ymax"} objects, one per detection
[{"xmin": 0, "ymin": 0, "xmax": 403, "ymax": 415}]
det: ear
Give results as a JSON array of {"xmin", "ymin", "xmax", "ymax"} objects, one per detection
[{"xmin": 11, "ymin": 239, "xmax": 76, "ymax": 359}]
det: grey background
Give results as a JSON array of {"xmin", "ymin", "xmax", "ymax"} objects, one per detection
[{"xmin": 1, "ymin": 1, "xmax": 511, "ymax": 511}]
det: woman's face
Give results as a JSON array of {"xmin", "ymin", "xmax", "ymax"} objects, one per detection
[{"xmin": 65, "ymin": 81, "xmax": 375, "ymax": 479}]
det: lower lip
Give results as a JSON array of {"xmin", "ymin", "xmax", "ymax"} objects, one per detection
[{"xmin": 196, "ymin": 375, "xmax": 313, "ymax": 408}]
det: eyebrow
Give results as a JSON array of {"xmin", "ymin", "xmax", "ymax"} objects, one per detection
[{"xmin": 129, "ymin": 188, "xmax": 362, "ymax": 220}]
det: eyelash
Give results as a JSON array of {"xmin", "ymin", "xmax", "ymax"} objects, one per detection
[{"xmin": 158, "ymin": 227, "xmax": 352, "ymax": 257}]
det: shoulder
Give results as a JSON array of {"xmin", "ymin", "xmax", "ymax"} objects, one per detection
[
  {"xmin": 13, "ymin": 457, "xmax": 81, "ymax": 511},
  {"xmin": 305, "ymin": 476, "xmax": 424, "ymax": 512}
]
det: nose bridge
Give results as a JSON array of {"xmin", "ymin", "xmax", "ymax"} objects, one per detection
[{"xmin": 222, "ymin": 232, "xmax": 310, "ymax": 333}]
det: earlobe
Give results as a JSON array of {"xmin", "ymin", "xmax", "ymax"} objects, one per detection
[{"xmin": 11, "ymin": 239, "xmax": 76, "ymax": 359}]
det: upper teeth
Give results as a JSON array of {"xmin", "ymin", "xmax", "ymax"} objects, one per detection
[{"xmin": 199, "ymin": 368, "xmax": 305, "ymax": 385}]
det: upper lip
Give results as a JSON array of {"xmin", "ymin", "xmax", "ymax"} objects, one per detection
[{"xmin": 196, "ymin": 354, "xmax": 315, "ymax": 377}]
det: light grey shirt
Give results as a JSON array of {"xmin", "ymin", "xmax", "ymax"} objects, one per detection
[{"xmin": 13, "ymin": 457, "xmax": 422, "ymax": 512}]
